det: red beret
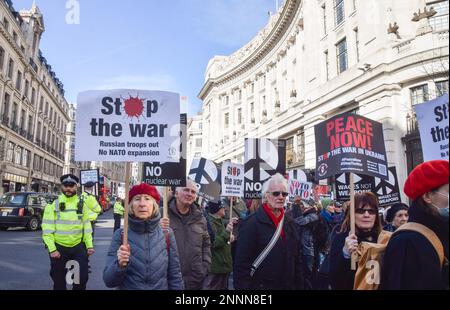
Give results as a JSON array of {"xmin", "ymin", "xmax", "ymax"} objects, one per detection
[
  {"xmin": 129, "ymin": 183, "xmax": 160, "ymax": 204},
  {"xmin": 404, "ymin": 160, "xmax": 449, "ymax": 200}
]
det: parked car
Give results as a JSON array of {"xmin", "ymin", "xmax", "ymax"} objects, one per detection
[{"xmin": 0, "ymin": 192, "xmax": 51, "ymax": 231}]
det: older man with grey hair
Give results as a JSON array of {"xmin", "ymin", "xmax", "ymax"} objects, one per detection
[
  {"xmin": 234, "ymin": 173, "xmax": 304, "ymax": 290},
  {"xmin": 165, "ymin": 179, "xmax": 211, "ymax": 290}
]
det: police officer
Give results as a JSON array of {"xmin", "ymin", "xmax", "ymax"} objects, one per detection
[
  {"xmin": 113, "ymin": 197, "xmax": 124, "ymax": 232},
  {"xmin": 42, "ymin": 174, "xmax": 95, "ymax": 290},
  {"xmin": 82, "ymin": 181, "xmax": 102, "ymax": 238}
]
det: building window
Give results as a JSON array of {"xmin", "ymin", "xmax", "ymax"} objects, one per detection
[
  {"xmin": 36, "ymin": 122, "xmax": 41, "ymax": 141},
  {"xmin": 22, "ymin": 149, "xmax": 29, "ymax": 167},
  {"xmin": 7, "ymin": 58, "xmax": 14, "ymax": 79},
  {"xmin": 428, "ymin": 0, "xmax": 449, "ymax": 31},
  {"xmin": 199, "ymin": 122, "xmax": 202, "ymax": 130},
  {"xmin": 410, "ymin": 84, "xmax": 429, "ymax": 106},
  {"xmin": 324, "ymin": 50, "xmax": 330, "ymax": 80},
  {"xmin": 251, "ymin": 83, "xmax": 255, "ymax": 93},
  {"xmin": 2, "ymin": 93, "xmax": 11, "ymax": 120},
  {"xmin": 28, "ymin": 116, "xmax": 33, "ymax": 135},
  {"xmin": 239, "ymin": 90, "xmax": 242, "ymax": 100},
  {"xmin": 336, "ymin": 38, "xmax": 348, "ymax": 74},
  {"xmin": 45, "ymin": 101, "xmax": 49, "ymax": 116},
  {"xmin": 11, "ymin": 103, "xmax": 18, "ymax": 126},
  {"xmin": 436, "ymin": 80, "xmax": 449, "ymax": 96},
  {"xmin": 224, "ymin": 113, "xmax": 229, "ymax": 128},
  {"xmin": 14, "ymin": 146, "xmax": 22, "ymax": 165},
  {"xmin": 354, "ymin": 28, "xmax": 360, "ymax": 62},
  {"xmin": 238, "ymin": 108, "xmax": 242, "ymax": 124},
  {"xmin": 334, "ymin": 0, "xmax": 345, "ymax": 26},
  {"xmin": 3, "ymin": 17, "xmax": 9, "ymax": 32},
  {"xmin": 12, "ymin": 31, "xmax": 17, "ymax": 43},
  {"xmin": 0, "ymin": 46, "xmax": 4, "ymax": 72},
  {"xmin": 20, "ymin": 109, "xmax": 25, "ymax": 130},
  {"xmin": 7, "ymin": 142, "xmax": 14, "ymax": 162},
  {"xmin": 250, "ymin": 102, "xmax": 255, "ymax": 123},
  {"xmin": 31, "ymin": 88, "xmax": 36, "ymax": 106},
  {"xmin": 322, "ymin": 4, "xmax": 327, "ymax": 35},
  {"xmin": 39, "ymin": 96, "xmax": 44, "ymax": 112},
  {"xmin": 24, "ymin": 80, "xmax": 29, "ymax": 98},
  {"xmin": 15, "ymin": 70, "xmax": 22, "ymax": 91},
  {"xmin": 195, "ymin": 139, "xmax": 202, "ymax": 148},
  {"xmin": 286, "ymin": 137, "xmax": 294, "ymax": 166},
  {"xmin": 33, "ymin": 155, "xmax": 39, "ymax": 170}
]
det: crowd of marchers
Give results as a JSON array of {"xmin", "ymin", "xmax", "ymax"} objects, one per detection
[{"xmin": 41, "ymin": 160, "xmax": 448, "ymax": 290}]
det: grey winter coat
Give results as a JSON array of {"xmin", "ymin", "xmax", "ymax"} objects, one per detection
[
  {"xmin": 167, "ymin": 199, "xmax": 211, "ymax": 290},
  {"xmin": 103, "ymin": 214, "xmax": 184, "ymax": 290},
  {"xmin": 294, "ymin": 208, "xmax": 319, "ymax": 257}
]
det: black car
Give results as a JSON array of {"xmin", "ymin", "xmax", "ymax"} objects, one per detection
[{"xmin": 0, "ymin": 192, "xmax": 52, "ymax": 231}]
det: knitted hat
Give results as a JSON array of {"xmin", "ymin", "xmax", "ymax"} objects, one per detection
[
  {"xmin": 404, "ymin": 160, "xmax": 449, "ymax": 200},
  {"xmin": 207, "ymin": 200, "xmax": 223, "ymax": 214},
  {"xmin": 385, "ymin": 203, "xmax": 409, "ymax": 223},
  {"xmin": 129, "ymin": 183, "xmax": 160, "ymax": 204}
]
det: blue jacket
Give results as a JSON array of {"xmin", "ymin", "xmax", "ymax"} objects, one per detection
[{"xmin": 103, "ymin": 214, "xmax": 184, "ymax": 290}]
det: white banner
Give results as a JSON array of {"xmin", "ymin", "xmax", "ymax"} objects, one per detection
[
  {"xmin": 75, "ymin": 89, "xmax": 180, "ymax": 162},
  {"xmin": 415, "ymin": 94, "xmax": 449, "ymax": 161},
  {"xmin": 221, "ymin": 162, "xmax": 244, "ymax": 197},
  {"xmin": 80, "ymin": 169, "xmax": 99, "ymax": 185},
  {"xmin": 288, "ymin": 180, "xmax": 312, "ymax": 200}
]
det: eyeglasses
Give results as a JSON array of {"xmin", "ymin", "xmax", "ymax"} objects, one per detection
[
  {"xmin": 355, "ymin": 208, "xmax": 377, "ymax": 215},
  {"xmin": 269, "ymin": 191, "xmax": 289, "ymax": 198}
]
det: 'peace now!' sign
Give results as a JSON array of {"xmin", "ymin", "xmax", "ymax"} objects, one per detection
[
  {"xmin": 314, "ymin": 113, "xmax": 388, "ymax": 180},
  {"xmin": 75, "ymin": 89, "xmax": 180, "ymax": 162}
]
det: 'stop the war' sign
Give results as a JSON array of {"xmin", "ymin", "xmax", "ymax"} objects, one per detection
[
  {"xmin": 75, "ymin": 89, "xmax": 180, "ymax": 163},
  {"xmin": 221, "ymin": 162, "xmax": 244, "ymax": 197},
  {"xmin": 314, "ymin": 113, "xmax": 388, "ymax": 180},
  {"xmin": 415, "ymin": 94, "xmax": 449, "ymax": 161}
]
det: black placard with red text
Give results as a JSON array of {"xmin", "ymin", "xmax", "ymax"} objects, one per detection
[{"xmin": 314, "ymin": 113, "xmax": 388, "ymax": 180}]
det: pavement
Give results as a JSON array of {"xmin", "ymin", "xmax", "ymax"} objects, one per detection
[{"xmin": 0, "ymin": 209, "xmax": 117, "ymax": 290}]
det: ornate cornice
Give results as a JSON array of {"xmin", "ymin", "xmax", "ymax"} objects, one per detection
[{"xmin": 199, "ymin": 0, "xmax": 301, "ymax": 100}]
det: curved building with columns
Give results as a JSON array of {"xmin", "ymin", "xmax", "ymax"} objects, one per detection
[{"xmin": 198, "ymin": 0, "xmax": 449, "ymax": 199}]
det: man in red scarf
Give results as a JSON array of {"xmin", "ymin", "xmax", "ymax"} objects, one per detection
[{"xmin": 234, "ymin": 173, "xmax": 304, "ymax": 290}]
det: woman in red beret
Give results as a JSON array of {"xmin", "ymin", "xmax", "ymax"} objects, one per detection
[
  {"xmin": 103, "ymin": 183, "xmax": 184, "ymax": 290},
  {"xmin": 381, "ymin": 160, "xmax": 449, "ymax": 290}
]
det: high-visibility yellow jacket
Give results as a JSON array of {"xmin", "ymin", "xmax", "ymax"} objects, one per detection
[
  {"xmin": 81, "ymin": 192, "xmax": 102, "ymax": 221},
  {"xmin": 113, "ymin": 201, "xmax": 125, "ymax": 216},
  {"xmin": 42, "ymin": 194, "xmax": 93, "ymax": 253}
]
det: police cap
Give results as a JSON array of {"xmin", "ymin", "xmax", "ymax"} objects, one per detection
[{"xmin": 60, "ymin": 174, "xmax": 79, "ymax": 185}]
